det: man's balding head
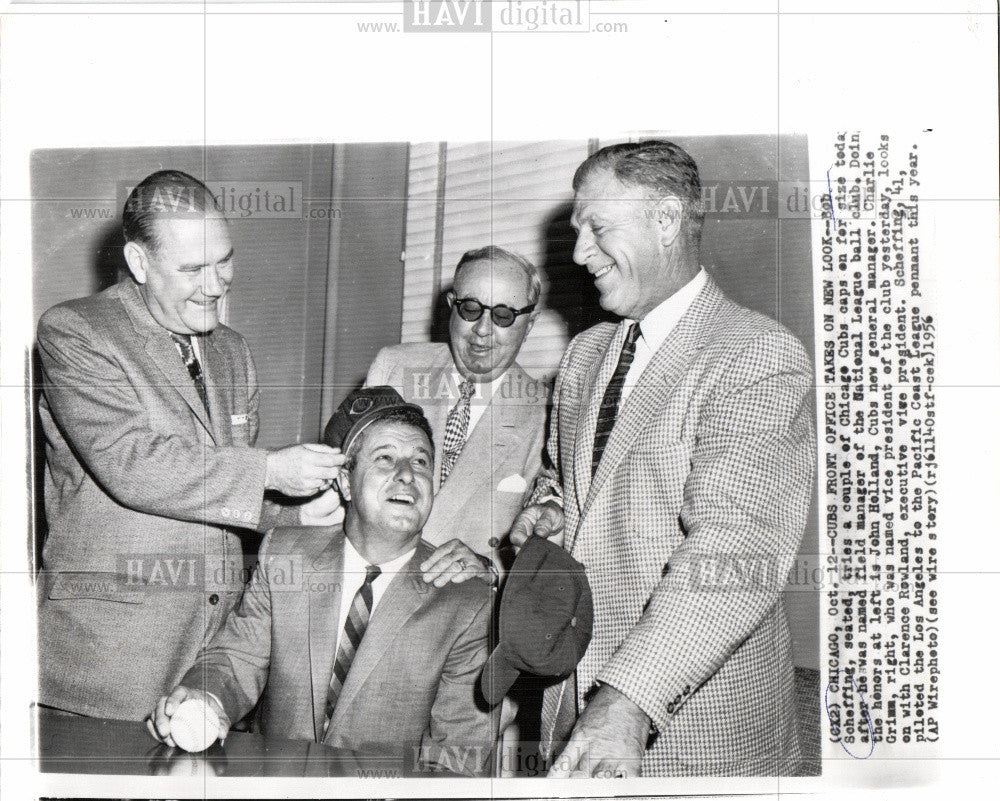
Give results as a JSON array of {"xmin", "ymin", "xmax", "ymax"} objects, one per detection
[
  {"xmin": 121, "ymin": 171, "xmax": 234, "ymax": 335},
  {"xmin": 123, "ymin": 170, "xmax": 222, "ymax": 254},
  {"xmin": 448, "ymin": 246, "xmax": 540, "ymax": 382}
]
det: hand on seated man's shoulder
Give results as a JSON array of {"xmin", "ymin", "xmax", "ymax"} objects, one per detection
[{"xmin": 420, "ymin": 539, "xmax": 498, "ymax": 587}]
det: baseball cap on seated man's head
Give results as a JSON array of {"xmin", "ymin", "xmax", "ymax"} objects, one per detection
[
  {"xmin": 480, "ymin": 535, "xmax": 593, "ymax": 706},
  {"xmin": 323, "ymin": 386, "xmax": 433, "ymax": 456}
]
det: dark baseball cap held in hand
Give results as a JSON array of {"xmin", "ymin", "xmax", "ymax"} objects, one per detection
[{"xmin": 480, "ymin": 535, "xmax": 593, "ymax": 706}]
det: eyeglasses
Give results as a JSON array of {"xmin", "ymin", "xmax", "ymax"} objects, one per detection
[{"xmin": 448, "ymin": 295, "xmax": 536, "ymax": 328}]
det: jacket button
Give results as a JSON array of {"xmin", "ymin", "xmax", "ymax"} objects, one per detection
[{"xmin": 208, "ymin": 594, "xmax": 220, "ymax": 605}]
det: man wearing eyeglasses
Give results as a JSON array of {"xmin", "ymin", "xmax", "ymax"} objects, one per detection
[{"xmin": 365, "ymin": 246, "xmax": 547, "ymax": 585}]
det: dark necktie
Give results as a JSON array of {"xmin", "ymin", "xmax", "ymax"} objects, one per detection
[
  {"xmin": 591, "ymin": 322, "xmax": 641, "ymax": 478},
  {"xmin": 440, "ymin": 380, "xmax": 476, "ymax": 484},
  {"xmin": 323, "ymin": 564, "xmax": 381, "ymax": 732},
  {"xmin": 171, "ymin": 333, "xmax": 209, "ymax": 416}
]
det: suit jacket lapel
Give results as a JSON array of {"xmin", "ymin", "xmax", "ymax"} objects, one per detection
[
  {"xmin": 119, "ymin": 281, "xmax": 216, "ymax": 441},
  {"xmin": 579, "ymin": 278, "xmax": 724, "ymax": 526},
  {"xmin": 200, "ymin": 334, "xmax": 231, "ymax": 444},
  {"xmin": 425, "ymin": 348, "xmax": 456, "ymax": 492},
  {"xmin": 307, "ymin": 532, "xmax": 345, "ymax": 741},
  {"xmin": 428, "ymin": 364, "xmax": 530, "ymax": 533},
  {"xmin": 569, "ymin": 325, "xmax": 623, "ymax": 546},
  {"xmin": 327, "ymin": 543, "xmax": 430, "ymax": 732}
]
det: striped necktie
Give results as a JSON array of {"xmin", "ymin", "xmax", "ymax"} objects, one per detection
[
  {"xmin": 440, "ymin": 380, "xmax": 476, "ymax": 484},
  {"xmin": 171, "ymin": 333, "xmax": 209, "ymax": 416},
  {"xmin": 541, "ymin": 672, "xmax": 578, "ymax": 760},
  {"xmin": 323, "ymin": 563, "xmax": 381, "ymax": 733},
  {"xmin": 591, "ymin": 322, "xmax": 641, "ymax": 478}
]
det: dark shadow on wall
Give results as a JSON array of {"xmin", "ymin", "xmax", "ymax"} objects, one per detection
[
  {"xmin": 428, "ymin": 289, "xmax": 451, "ymax": 344},
  {"xmin": 537, "ymin": 201, "xmax": 615, "ymax": 339},
  {"xmin": 92, "ymin": 223, "xmax": 129, "ymax": 291},
  {"xmin": 30, "ymin": 349, "xmax": 47, "ymax": 573}
]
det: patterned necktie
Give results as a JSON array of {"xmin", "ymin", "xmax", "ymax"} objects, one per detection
[
  {"xmin": 171, "ymin": 333, "xmax": 209, "ymax": 416},
  {"xmin": 439, "ymin": 380, "xmax": 476, "ymax": 484},
  {"xmin": 324, "ymin": 563, "xmax": 381, "ymax": 732},
  {"xmin": 541, "ymin": 671, "xmax": 578, "ymax": 760},
  {"xmin": 591, "ymin": 322, "xmax": 641, "ymax": 478}
]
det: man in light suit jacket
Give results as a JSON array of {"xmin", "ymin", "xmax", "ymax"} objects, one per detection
[
  {"xmin": 149, "ymin": 388, "xmax": 496, "ymax": 776},
  {"xmin": 37, "ymin": 171, "xmax": 344, "ymax": 720},
  {"xmin": 366, "ymin": 246, "xmax": 548, "ymax": 584},
  {"xmin": 512, "ymin": 141, "xmax": 815, "ymax": 776}
]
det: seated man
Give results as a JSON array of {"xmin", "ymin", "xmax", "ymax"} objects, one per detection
[
  {"xmin": 367, "ymin": 246, "xmax": 548, "ymax": 585},
  {"xmin": 147, "ymin": 387, "xmax": 497, "ymax": 775}
]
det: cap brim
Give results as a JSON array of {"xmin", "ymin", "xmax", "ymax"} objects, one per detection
[{"xmin": 479, "ymin": 645, "xmax": 522, "ymax": 707}]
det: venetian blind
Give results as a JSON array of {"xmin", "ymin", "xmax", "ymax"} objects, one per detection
[{"xmin": 401, "ymin": 140, "xmax": 595, "ymax": 379}]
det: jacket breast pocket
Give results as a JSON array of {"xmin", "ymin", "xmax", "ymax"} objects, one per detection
[
  {"xmin": 622, "ymin": 440, "xmax": 691, "ymax": 540},
  {"xmin": 229, "ymin": 412, "xmax": 252, "ymax": 444}
]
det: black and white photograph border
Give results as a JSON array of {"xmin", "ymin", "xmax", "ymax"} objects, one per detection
[
  {"xmin": 0, "ymin": 2, "xmax": 997, "ymax": 800},
  {"xmin": 27, "ymin": 134, "xmax": 820, "ymax": 781}
]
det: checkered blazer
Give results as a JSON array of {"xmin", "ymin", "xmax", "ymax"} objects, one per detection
[{"xmin": 534, "ymin": 275, "xmax": 815, "ymax": 776}]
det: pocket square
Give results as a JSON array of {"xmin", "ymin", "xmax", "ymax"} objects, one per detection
[
  {"xmin": 497, "ymin": 474, "xmax": 528, "ymax": 493},
  {"xmin": 231, "ymin": 413, "xmax": 250, "ymax": 425}
]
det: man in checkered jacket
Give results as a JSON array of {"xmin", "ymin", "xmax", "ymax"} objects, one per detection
[{"xmin": 510, "ymin": 140, "xmax": 815, "ymax": 777}]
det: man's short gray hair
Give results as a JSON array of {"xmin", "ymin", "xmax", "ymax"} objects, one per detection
[
  {"xmin": 573, "ymin": 140, "xmax": 706, "ymax": 247},
  {"xmin": 453, "ymin": 246, "xmax": 542, "ymax": 306}
]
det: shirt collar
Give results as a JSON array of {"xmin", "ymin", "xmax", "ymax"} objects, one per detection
[
  {"xmin": 343, "ymin": 534, "xmax": 416, "ymax": 576},
  {"xmin": 629, "ymin": 267, "xmax": 707, "ymax": 352}
]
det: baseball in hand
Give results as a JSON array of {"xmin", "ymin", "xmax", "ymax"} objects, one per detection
[{"xmin": 169, "ymin": 697, "xmax": 221, "ymax": 753}]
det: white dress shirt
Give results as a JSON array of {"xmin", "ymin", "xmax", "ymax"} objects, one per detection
[
  {"xmin": 205, "ymin": 537, "xmax": 416, "ymax": 716},
  {"xmin": 619, "ymin": 267, "xmax": 707, "ymax": 406},
  {"xmin": 335, "ymin": 536, "xmax": 416, "ymax": 648}
]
